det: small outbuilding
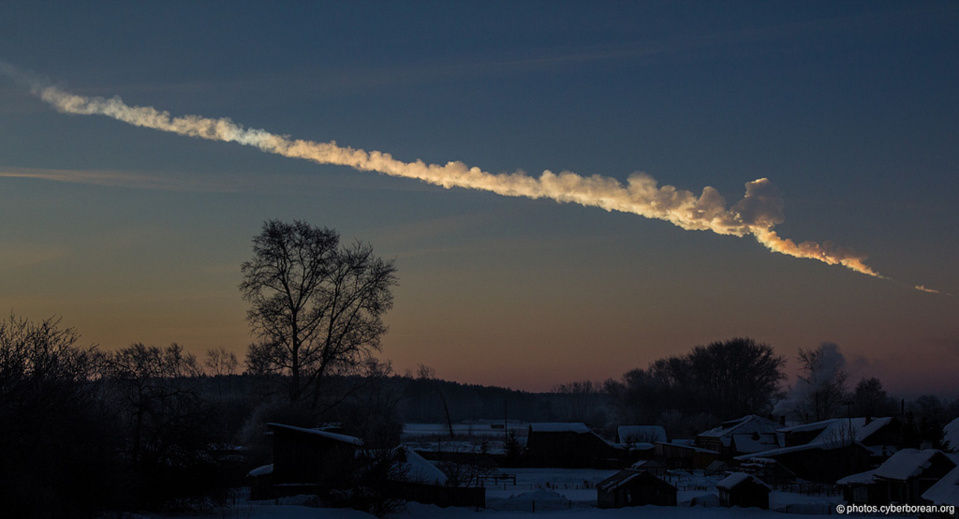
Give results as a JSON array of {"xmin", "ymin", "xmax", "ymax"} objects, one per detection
[
  {"xmin": 716, "ymin": 472, "xmax": 770, "ymax": 509},
  {"xmin": 267, "ymin": 423, "xmax": 363, "ymax": 485},
  {"xmin": 597, "ymin": 469, "xmax": 677, "ymax": 508}
]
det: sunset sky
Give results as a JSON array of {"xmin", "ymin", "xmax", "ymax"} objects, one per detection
[{"xmin": 1, "ymin": 1, "xmax": 957, "ymax": 394}]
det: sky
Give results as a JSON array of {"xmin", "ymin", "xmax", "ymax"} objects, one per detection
[{"xmin": 1, "ymin": 1, "xmax": 957, "ymax": 394}]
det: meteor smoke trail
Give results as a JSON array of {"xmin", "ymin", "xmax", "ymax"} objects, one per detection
[{"xmin": 16, "ymin": 78, "xmax": 927, "ymax": 285}]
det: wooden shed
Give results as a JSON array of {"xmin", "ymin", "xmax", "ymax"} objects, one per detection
[
  {"xmin": 716, "ymin": 472, "xmax": 770, "ymax": 509},
  {"xmin": 597, "ymin": 469, "xmax": 677, "ymax": 508},
  {"xmin": 267, "ymin": 422, "xmax": 363, "ymax": 487}
]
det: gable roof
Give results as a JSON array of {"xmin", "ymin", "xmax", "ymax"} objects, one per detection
[
  {"xmin": 699, "ymin": 415, "xmax": 776, "ymax": 439},
  {"xmin": 394, "ymin": 446, "xmax": 447, "ymax": 486},
  {"xmin": 739, "ymin": 417, "xmax": 894, "ymax": 461},
  {"xmin": 780, "ymin": 417, "xmax": 892, "ymax": 446},
  {"xmin": 618, "ymin": 425, "xmax": 667, "ymax": 444},
  {"xmin": 731, "ymin": 432, "xmax": 779, "ymax": 454},
  {"xmin": 266, "ymin": 422, "xmax": 364, "ymax": 446},
  {"xmin": 598, "ymin": 469, "xmax": 674, "ymax": 492},
  {"xmin": 716, "ymin": 472, "xmax": 770, "ymax": 491},
  {"xmin": 922, "ymin": 465, "xmax": 959, "ymax": 505},
  {"xmin": 657, "ymin": 441, "xmax": 720, "ymax": 454},
  {"xmin": 837, "ymin": 449, "xmax": 954, "ymax": 485}
]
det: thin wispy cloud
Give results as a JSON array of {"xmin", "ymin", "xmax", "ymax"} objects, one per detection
[{"xmin": 0, "ymin": 167, "xmax": 235, "ymax": 192}]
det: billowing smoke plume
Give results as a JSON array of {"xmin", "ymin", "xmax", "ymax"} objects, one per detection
[
  {"xmin": 774, "ymin": 342, "xmax": 849, "ymax": 422},
  {"xmin": 19, "ymin": 83, "xmax": 898, "ymax": 280}
]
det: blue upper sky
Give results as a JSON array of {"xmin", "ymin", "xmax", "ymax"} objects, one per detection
[{"xmin": 1, "ymin": 1, "xmax": 957, "ymax": 393}]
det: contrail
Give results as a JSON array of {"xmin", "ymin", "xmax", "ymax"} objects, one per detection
[{"xmin": 7, "ymin": 72, "xmax": 943, "ymax": 291}]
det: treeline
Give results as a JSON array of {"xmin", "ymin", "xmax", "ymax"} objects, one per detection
[
  {"xmin": 598, "ymin": 338, "xmax": 959, "ymax": 440},
  {"xmin": 5, "ymin": 314, "xmax": 958, "ymax": 517},
  {"xmin": 0, "ymin": 315, "xmax": 404, "ymax": 517},
  {"xmin": 0, "ymin": 314, "xmax": 605, "ymax": 517}
]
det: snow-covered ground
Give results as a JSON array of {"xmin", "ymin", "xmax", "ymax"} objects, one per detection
[
  {"xmin": 482, "ymin": 468, "xmax": 616, "ymax": 507},
  {"xmin": 150, "ymin": 501, "xmax": 871, "ymax": 518},
  {"xmin": 143, "ymin": 468, "xmax": 853, "ymax": 518}
]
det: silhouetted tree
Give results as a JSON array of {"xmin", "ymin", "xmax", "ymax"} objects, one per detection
[
  {"xmin": 606, "ymin": 338, "xmax": 784, "ymax": 429},
  {"xmin": 553, "ymin": 380, "xmax": 607, "ymax": 424},
  {"xmin": 786, "ymin": 343, "xmax": 849, "ymax": 421},
  {"xmin": 205, "ymin": 347, "xmax": 238, "ymax": 377},
  {"xmin": 103, "ymin": 343, "xmax": 221, "ymax": 506},
  {"xmin": 910, "ymin": 394, "xmax": 947, "ymax": 446},
  {"xmin": 0, "ymin": 314, "xmax": 118, "ymax": 518},
  {"xmin": 240, "ymin": 220, "xmax": 398, "ymax": 404},
  {"xmin": 852, "ymin": 377, "xmax": 896, "ymax": 417}
]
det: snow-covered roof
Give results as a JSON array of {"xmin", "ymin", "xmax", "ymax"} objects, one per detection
[
  {"xmin": 395, "ymin": 446, "xmax": 447, "ymax": 486},
  {"xmin": 247, "ymin": 464, "xmax": 273, "ymax": 477},
  {"xmin": 731, "ymin": 432, "xmax": 779, "ymax": 454},
  {"xmin": 267, "ymin": 423, "xmax": 364, "ymax": 446},
  {"xmin": 618, "ymin": 425, "xmax": 667, "ymax": 444},
  {"xmin": 740, "ymin": 417, "xmax": 894, "ymax": 460},
  {"xmin": 922, "ymin": 465, "xmax": 959, "ymax": 505},
  {"xmin": 716, "ymin": 472, "xmax": 770, "ymax": 490},
  {"xmin": 529, "ymin": 422, "xmax": 590, "ymax": 433},
  {"xmin": 598, "ymin": 470, "xmax": 643, "ymax": 492},
  {"xmin": 598, "ymin": 468, "xmax": 672, "ymax": 492},
  {"xmin": 657, "ymin": 441, "xmax": 720, "ymax": 454},
  {"xmin": 838, "ymin": 449, "xmax": 954, "ymax": 485},
  {"xmin": 780, "ymin": 417, "xmax": 892, "ymax": 445},
  {"xmin": 943, "ymin": 418, "xmax": 959, "ymax": 453},
  {"xmin": 836, "ymin": 469, "xmax": 878, "ymax": 485},
  {"xmin": 631, "ymin": 459, "xmax": 664, "ymax": 469},
  {"xmin": 699, "ymin": 415, "xmax": 776, "ymax": 439},
  {"xmin": 874, "ymin": 449, "xmax": 951, "ymax": 481}
]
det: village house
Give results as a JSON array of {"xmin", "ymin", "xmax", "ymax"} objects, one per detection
[
  {"xmin": 597, "ymin": 469, "xmax": 677, "ymax": 508},
  {"xmin": 696, "ymin": 415, "xmax": 779, "ymax": 457},
  {"xmin": 525, "ymin": 423, "xmax": 624, "ymax": 468},
  {"xmin": 716, "ymin": 472, "xmax": 771, "ymax": 509},
  {"xmin": 736, "ymin": 417, "xmax": 906, "ymax": 482},
  {"xmin": 779, "ymin": 417, "xmax": 912, "ymax": 459},
  {"xmin": 655, "ymin": 440, "xmax": 719, "ymax": 470},
  {"xmin": 837, "ymin": 449, "xmax": 956, "ymax": 505}
]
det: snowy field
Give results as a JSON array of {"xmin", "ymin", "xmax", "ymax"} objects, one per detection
[
  {"xmin": 142, "ymin": 467, "xmax": 861, "ymax": 519},
  {"xmin": 145, "ymin": 500, "xmax": 903, "ymax": 518}
]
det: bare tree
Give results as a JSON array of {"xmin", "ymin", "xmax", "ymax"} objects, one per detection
[
  {"xmin": 794, "ymin": 342, "xmax": 848, "ymax": 421},
  {"xmin": 205, "ymin": 347, "xmax": 238, "ymax": 377},
  {"xmin": 104, "ymin": 343, "xmax": 204, "ymax": 465},
  {"xmin": 418, "ymin": 364, "xmax": 454, "ymax": 439},
  {"xmin": 852, "ymin": 377, "xmax": 896, "ymax": 417},
  {"xmin": 240, "ymin": 220, "xmax": 398, "ymax": 404}
]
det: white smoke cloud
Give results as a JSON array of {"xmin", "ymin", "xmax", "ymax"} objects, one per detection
[{"xmin": 8, "ymin": 75, "xmax": 943, "ymax": 290}]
